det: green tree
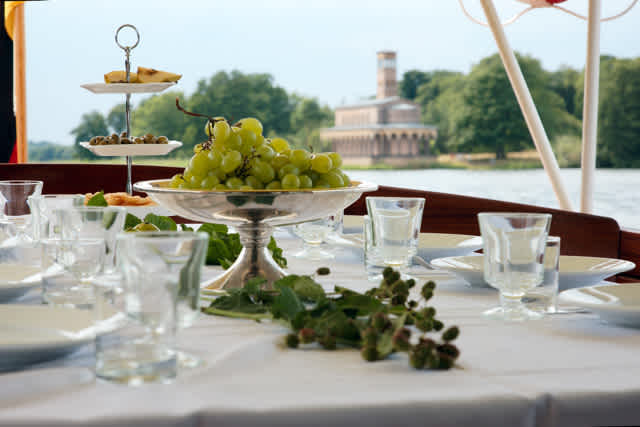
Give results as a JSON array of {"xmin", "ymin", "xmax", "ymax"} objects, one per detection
[
  {"xmin": 130, "ymin": 91, "xmax": 188, "ymax": 157},
  {"xmin": 597, "ymin": 57, "xmax": 640, "ymax": 167},
  {"xmin": 399, "ymin": 70, "xmax": 432, "ymax": 100},
  {"xmin": 548, "ymin": 66, "xmax": 581, "ymax": 118},
  {"xmin": 71, "ymin": 111, "xmax": 109, "ymax": 159},
  {"xmin": 106, "ymin": 103, "xmax": 126, "ymax": 134},
  {"xmin": 455, "ymin": 53, "xmax": 579, "ymax": 159}
]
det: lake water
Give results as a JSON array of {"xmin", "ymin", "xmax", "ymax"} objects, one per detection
[{"xmin": 347, "ymin": 168, "xmax": 640, "ymax": 229}]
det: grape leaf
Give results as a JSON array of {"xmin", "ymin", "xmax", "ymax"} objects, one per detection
[
  {"xmin": 144, "ymin": 213, "xmax": 177, "ymax": 231},
  {"xmin": 270, "ymin": 286, "xmax": 304, "ymax": 321},
  {"xmin": 86, "ymin": 191, "xmax": 108, "ymax": 207},
  {"xmin": 180, "ymin": 224, "xmax": 194, "ymax": 231},
  {"xmin": 268, "ymin": 236, "xmax": 287, "ymax": 268},
  {"xmin": 124, "ymin": 213, "xmax": 142, "ymax": 230},
  {"xmin": 335, "ymin": 294, "xmax": 383, "ymax": 317},
  {"xmin": 274, "ymin": 275, "xmax": 324, "ymax": 302}
]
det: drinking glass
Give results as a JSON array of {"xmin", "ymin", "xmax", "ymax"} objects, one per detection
[
  {"xmin": 55, "ymin": 206, "xmax": 126, "ymax": 274},
  {"xmin": 27, "ymin": 194, "xmax": 84, "ymax": 241},
  {"xmin": 364, "ymin": 197, "xmax": 425, "ymax": 280},
  {"xmin": 0, "ymin": 180, "xmax": 43, "ymax": 244},
  {"xmin": 41, "ymin": 238, "xmax": 106, "ymax": 308},
  {"xmin": 95, "ymin": 231, "xmax": 208, "ymax": 384},
  {"xmin": 523, "ymin": 236, "xmax": 560, "ymax": 314},
  {"xmin": 293, "ymin": 210, "xmax": 343, "ymax": 260},
  {"xmin": 478, "ymin": 212, "xmax": 551, "ymax": 321}
]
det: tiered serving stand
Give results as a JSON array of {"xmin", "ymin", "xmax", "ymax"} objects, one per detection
[{"xmin": 80, "ymin": 24, "xmax": 182, "ymax": 195}]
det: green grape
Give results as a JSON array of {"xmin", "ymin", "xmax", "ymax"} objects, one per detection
[
  {"xmin": 189, "ymin": 175, "xmax": 203, "ymax": 188},
  {"xmin": 183, "ymin": 168, "xmax": 195, "ymax": 182},
  {"xmin": 213, "ymin": 168, "xmax": 227, "ymax": 181},
  {"xmin": 271, "ymin": 154, "xmax": 290, "ymax": 171},
  {"xmin": 245, "ymin": 175, "xmax": 264, "ymax": 189},
  {"xmin": 213, "ymin": 120, "xmax": 231, "ymax": 142},
  {"xmin": 240, "ymin": 185, "xmax": 253, "ymax": 190},
  {"xmin": 239, "ymin": 138, "xmax": 255, "ymax": 156},
  {"xmin": 169, "ymin": 174, "xmax": 185, "ymax": 188},
  {"xmin": 213, "ymin": 183, "xmax": 227, "ymax": 190},
  {"xmin": 282, "ymin": 174, "xmax": 301, "ymax": 189},
  {"xmin": 225, "ymin": 132, "xmax": 242, "ymax": 151},
  {"xmin": 270, "ymin": 137, "xmax": 290, "ymax": 153},
  {"xmin": 290, "ymin": 149, "xmax": 311, "ymax": 171},
  {"xmin": 201, "ymin": 175, "xmax": 219, "ymax": 190},
  {"xmin": 266, "ymin": 181, "xmax": 282, "ymax": 190},
  {"xmin": 206, "ymin": 149, "xmax": 223, "ymax": 170},
  {"xmin": 178, "ymin": 182, "xmax": 189, "ymax": 189},
  {"xmin": 256, "ymin": 144, "xmax": 275, "ymax": 161},
  {"xmin": 238, "ymin": 128, "xmax": 258, "ymax": 147},
  {"xmin": 226, "ymin": 177, "xmax": 244, "ymax": 189},
  {"xmin": 255, "ymin": 134, "xmax": 265, "ymax": 146},
  {"xmin": 314, "ymin": 180, "xmax": 331, "ymax": 189},
  {"xmin": 251, "ymin": 160, "xmax": 276, "ymax": 184},
  {"xmin": 299, "ymin": 174, "xmax": 313, "ymax": 189},
  {"xmin": 221, "ymin": 151, "xmax": 243, "ymax": 174},
  {"xmin": 237, "ymin": 117, "xmax": 263, "ymax": 136},
  {"xmin": 308, "ymin": 171, "xmax": 320, "ymax": 184},
  {"xmin": 340, "ymin": 171, "xmax": 352, "ymax": 186},
  {"xmin": 278, "ymin": 164, "xmax": 300, "ymax": 180},
  {"xmin": 205, "ymin": 121, "xmax": 214, "ymax": 138},
  {"xmin": 189, "ymin": 150, "xmax": 210, "ymax": 176},
  {"xmin": 311, "ymin": 154, "xmax": 333, "ymax": 174},
  {"xmin": 324, "ymin": 170, "xmax": 345, "ymax": 188},
  {"xmin": 328, "ymin": 152, "xmax": 343, "ymax": 168}
]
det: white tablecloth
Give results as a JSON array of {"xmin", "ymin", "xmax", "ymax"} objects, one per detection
[{"xmin": 1, "ymin": 232, "xmax": 640, "ymax": 427}]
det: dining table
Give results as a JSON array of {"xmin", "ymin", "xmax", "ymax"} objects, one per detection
[{"xmin": 1, "ymin": 228, "xmax": 640, "ymax": 427}]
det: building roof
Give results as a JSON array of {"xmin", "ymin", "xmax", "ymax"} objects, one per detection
[
  {"xmin": 322, "ymin": 123, "xmax": 437, "ymax": 132},
  {"xmin": 335, "ymin": 96, "xmax": 402, "ymax": 110}
]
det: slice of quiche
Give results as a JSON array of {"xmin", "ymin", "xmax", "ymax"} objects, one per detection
[{"xmin": 136, "ymin": 66, "xmax": 182, "ymax": 83}]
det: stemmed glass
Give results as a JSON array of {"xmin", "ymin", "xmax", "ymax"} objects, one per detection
[
  {"xmin": 292, "ymin": 210, "xmax": 343, "ymax": 260},
  {"xmin": 478, "ymin": 212, "xmax": 551, "ymax": 321}
]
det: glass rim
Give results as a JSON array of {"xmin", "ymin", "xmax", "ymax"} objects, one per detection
[
  {"xmin": 366, "ymin": 196, "xmax": 426, "ymax": 202},
  {"xmin": 116, "ymin": 231, "xmax": 209, "ymax": 241},
  {"xmin": 0, "ymin": 180, "xmax": 44, "ymax": 186},
  {"xmin": 477, "ymin": 212, "xmax": 552, "ymax": 219},
  {"xmin": 41, "ymin": 237, "xmax": 105, "ymax": 245},
  {"xmin": 52, "ymin": 205, "xmax": 127, "ymax": 212},
  {"xmin": 28, "ymin": 193, "xmax": 83, "ymax": 198}
]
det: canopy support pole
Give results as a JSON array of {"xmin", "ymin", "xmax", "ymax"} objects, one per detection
[
  {"xmin": 479, "ymin": 0, "xmax": 573, "ymax": 211},
  {"xmin": 13, "ymin": 2, "xmax": 27, "ymax": 163},
  {"xmin": 580, "ymin": 0, "xmax": 601, "ymax": 214}
]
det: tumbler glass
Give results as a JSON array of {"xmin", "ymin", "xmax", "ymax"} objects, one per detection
[
  {"xmin": 478, "ymin": 212, "xmax": 551, "ymax": 321},
  {"xmin": 27, "ymin": 194, "xmax": 84, "ymax": 241},
  {"xmin": 364, "ymin": 197, "xmax": 425, "ymax": 280},
  {"xmin": 95, "ymin": 231, "xmax": 208, "ymax": 384},
  {"xmin": 0, "ymin": 180, "xmax": 43, "ymax": 244},
  {"xmin": 293, "ymin": 210, "xmax": 343, "ymax": 260},
  {"xmin": 523, "ymin": 236, "xmax": 560, "ymax": 314}
]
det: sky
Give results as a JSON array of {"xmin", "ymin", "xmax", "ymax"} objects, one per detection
[{"xmin": 23, "ymin": 0, "xmax": 640, "ymax": 145}]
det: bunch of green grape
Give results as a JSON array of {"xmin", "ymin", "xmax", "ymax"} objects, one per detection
[{"xmin": 169, "ymin": 117, "xmax": 351, "ymax": 190}]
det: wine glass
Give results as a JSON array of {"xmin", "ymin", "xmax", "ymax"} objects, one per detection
[
  {"xmin": 292, "ymin": 210, "xmax": 343, "ymax": 260},
  {"xmin": 478, "ymin": 212, "xmax": 551, "ymax": 321}
]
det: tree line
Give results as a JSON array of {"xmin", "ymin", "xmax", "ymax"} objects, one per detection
[
  {"xmin": 400, "ymin": 54, "xmax": 640, "ymax": 167},
  {"xmin": 60, "ymin": 54, "xmax": 640, "ymax": 167}
]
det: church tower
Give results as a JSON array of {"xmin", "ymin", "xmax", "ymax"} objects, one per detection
[{"xmin": 376, "ymin": 51, "xmax": 397, "ymax": 99}]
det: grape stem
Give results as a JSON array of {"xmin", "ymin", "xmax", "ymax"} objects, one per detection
[{"xmin": 175, "ymin": 98, "xmax": 222, "ymax": 147}]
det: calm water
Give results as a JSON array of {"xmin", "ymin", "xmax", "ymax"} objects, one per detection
[{"xmin": 348, "ymin": 168, "xmax": 640, "ymax": 229}]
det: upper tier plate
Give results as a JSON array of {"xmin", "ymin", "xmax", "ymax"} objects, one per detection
[
  {"xmin": 80, "ymin": 82, "xmax": 177, "ymax": 94},
  {"xmin": 80, "ymin": 141, "xmax": 182, "ymax": 157}
]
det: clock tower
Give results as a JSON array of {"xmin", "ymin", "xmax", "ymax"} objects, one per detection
[{"xmin": 376, "ymin": 51, "xmax": 397, "ymax": 99}]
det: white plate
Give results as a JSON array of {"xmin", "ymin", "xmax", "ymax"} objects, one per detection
[
  {"xmin": 333, "ymin": 232, "xmax": 482, "ymax": 262},
  {"xmin": 430, "ymin": 255, "xmax": 636, "ymax": 290},
  {"xmin": 80, "ymin": 141, "xmax": 182, "ymax": 157},
  {"xmin": 0, "ymin": 305, "xmax": 96, "ymax": 371},
  {"xmin": 430, "ymin": 255, "xmax": 488, "ymax": 287},
  {"xmin": 80, "ymin": 82, "xmax": 177, "ymax": 94},
  {"xmin": 559, "ymin": 283, "xmax": 640, "ymax": 327},
  {"xmin": 0, "ymin": 264, "xmax": 42, "ymax": 302},
  {"xmin": 125, "ymin": 205, "xmax": 177, "ymax": 220}
]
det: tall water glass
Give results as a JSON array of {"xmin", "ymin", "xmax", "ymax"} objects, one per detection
[
  {"xmin": 27, "ymin": 194, "xmax": 84, "ymax": 241},
  {"xmin": 523, "ymin": 236, "xmax": 560, "ymax": 314},
  {"xmin": 95, "ymin": 231, "xmax": 208, "ymax": 384},
  {"xmin": 55, "ymin": 206, "xmax": 126, "ymax": 274},
  {"xmin": 0, "ymin": 180, "xmax": 43, "ymax": 244},
  {"xmin": 478, "ymin": 212, "xmax": 551, "ymax": 321},
  {"xmin": 365, "ymin": 197, "xmax": 425, "ymax": 279}
]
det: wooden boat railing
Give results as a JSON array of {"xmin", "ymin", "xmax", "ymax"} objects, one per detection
[{"xmin": 3, "ymin": 163, "xmax": 638, "ymax": 281}]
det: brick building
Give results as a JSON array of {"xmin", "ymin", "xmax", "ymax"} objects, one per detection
[{"xmin": 320, "ymin": 51, "xmax": 437, "ymax": 160}]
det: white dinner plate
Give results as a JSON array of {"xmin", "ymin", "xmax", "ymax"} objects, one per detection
[
  {"xmin": 125, "ymin": 205, "xmax": 177, "ymax": 220},
  {"xmin": 79, "ymin": 141, "xmax": 182, "ymax": 157},
  {"xmin": 334, "ymin": 232, "xmax": 482, "ymax": 262},
  {"xmin": 0, "ymin": 305, "xmax": 97, "ymax": 371},
  {"xmin": 430, "ymin": 255, "xmax": 636, "ymax": 290},
  {"xmin": 559, "ymin": 283, "xmax": 640, "ymax": 327},
  {"xmin": 80, "ymin": 82, "xmax": 177, "ymax": 94},
  {"xmin": 0, "ymin": 264, "xmax": 42, "ymax": 302}
]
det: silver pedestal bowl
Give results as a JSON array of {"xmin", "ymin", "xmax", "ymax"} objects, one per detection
[{"xmin": 133, "ymin": 180, "xmax": 377, "ymax": 289}]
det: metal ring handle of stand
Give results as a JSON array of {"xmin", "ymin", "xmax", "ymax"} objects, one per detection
[{"xmin": 115, "ymin": 24, "xmax": 140, "ymax": 195}]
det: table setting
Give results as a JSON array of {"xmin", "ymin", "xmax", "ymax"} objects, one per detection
[{"xmin": 1, "ymin": 129, "xmax": 640, "ymax": 425}]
